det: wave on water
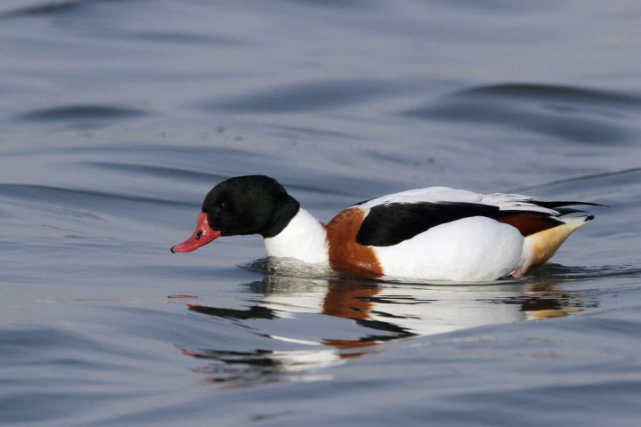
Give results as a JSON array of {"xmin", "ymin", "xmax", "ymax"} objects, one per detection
[
  {"xmin": 242, "ymin": 257, "xmax": 339, "ymax": 280},
  {"xmin": 16, "ymin": 105, "xmax": 151, "ymax": 122},
  {"xmin": 241, "ymin": 257, "xmax": 639, "ymax": 288},
  {"xmin": 513, "ymin": 167, "xmax": 641, "ymax": 193},
  {"xmin": 14, "ymin": 104, "xmax": 152, "ymax": 130},
  {"xmin": 199, "ymin": 79, "xmax": 410, "ymax": 114},
  {"xmin": 405, "ymin": 83, "xmax": 641, "ymax": 144},
  {"xmin": 0, "ymin": 183, "xmax": 193, "ymax": 208},
  {"xmin": 529, "ymin": 263, "xmax": 641, "ymax": 281},
  {"xmin": 454, "ymin": 83, "xmax": 641, "ymax": 106},
  {"xmin": 0, "ymin": 0, "xmax": 89, "ymax": 18}
]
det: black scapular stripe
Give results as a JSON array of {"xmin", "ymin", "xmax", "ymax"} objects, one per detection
[
  {"xmin": 355, "ymin": 202, "xmax": 562, "ymax": 247},
  {"xmin": 530, "ymin": 200, "xmax": 605, "ymax": 209}
]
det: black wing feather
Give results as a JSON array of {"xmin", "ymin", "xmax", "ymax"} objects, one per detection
[
  {"xmin": 530, "ymin": 200, "xmax": 606, "ymax": 209},
  {"xmin": 356, "ymin": 202, "xmax": 564, "ymax": 247},
  {"xmin": 554, "ymin": 207, "xmax": 587, "ymax": 216}
]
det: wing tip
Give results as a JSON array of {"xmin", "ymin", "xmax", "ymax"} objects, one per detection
[{"xmin": 558, "ymin": 214, "xmax": 595, "ymax": 228}]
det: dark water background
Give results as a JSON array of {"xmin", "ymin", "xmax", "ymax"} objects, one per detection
[{"xmin": 1, "ymin": 1, "xmax": 641, "ymax": 425}]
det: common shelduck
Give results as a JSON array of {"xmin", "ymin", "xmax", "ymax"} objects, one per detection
[{"xmin": 171, "ymin": 175, "xmax": 601, "ymax": 281}]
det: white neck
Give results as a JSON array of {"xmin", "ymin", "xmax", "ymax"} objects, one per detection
[{"xmin": 263, "ymin": 208, "xmax": 329, "ymax": 266}]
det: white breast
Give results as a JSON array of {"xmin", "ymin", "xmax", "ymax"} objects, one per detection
[
  {"xmin": 373, "ymin": 216, "xmax": 524, "ymax": 281},
  {"xmin": 263, "ymin": 208, "xmax": 329, "ymax": 266}
]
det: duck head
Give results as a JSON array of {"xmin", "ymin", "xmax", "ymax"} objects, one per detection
[{"xmin": 171, "ymin": 175, "xmax": 300, "ymax": 253}]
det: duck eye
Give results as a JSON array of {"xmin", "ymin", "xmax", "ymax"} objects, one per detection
[{"xmin": 219, "ymin": 202, "xmax": 227, "ymax": 210}]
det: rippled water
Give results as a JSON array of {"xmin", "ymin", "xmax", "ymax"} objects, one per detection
[{"xmin": 2, "ymin": 1, "xmax": 641, "ymax": 425}]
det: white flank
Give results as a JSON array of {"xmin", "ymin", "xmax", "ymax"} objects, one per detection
[
  {"xmin": 374, "ymin": 216, "xmax": 524, "ymax": 281},
  {"xmin": 264, "ymin": 208, "xmax": 329, "ymax": 266}
]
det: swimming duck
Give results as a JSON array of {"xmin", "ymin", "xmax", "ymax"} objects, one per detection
[{"xmin": 171, "ymin": 175, "xmax": 600, "ymax": 281}]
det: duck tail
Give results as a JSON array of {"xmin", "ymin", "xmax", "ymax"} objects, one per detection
[{"xmin": 522, "ymin": 215, "xmax": 594, "ymax": 272}]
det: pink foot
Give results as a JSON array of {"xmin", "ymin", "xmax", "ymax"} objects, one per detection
[{"xmin": 511, "ymin": 267, "xmax": 525, "ymax": 280}]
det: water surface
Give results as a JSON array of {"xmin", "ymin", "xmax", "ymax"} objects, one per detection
[{"xmin": 1, "ymin": 1, "xmax": 641, "ymax": 426}]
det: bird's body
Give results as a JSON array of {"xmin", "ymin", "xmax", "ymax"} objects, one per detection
[{"xmin": 172, "ymin": 176, "xmax": 599, "ymax": 281}]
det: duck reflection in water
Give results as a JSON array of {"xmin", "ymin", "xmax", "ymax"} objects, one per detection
[{"xmin": 175, "ymin": 262, "xmax": 597, "ymax": 387}]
